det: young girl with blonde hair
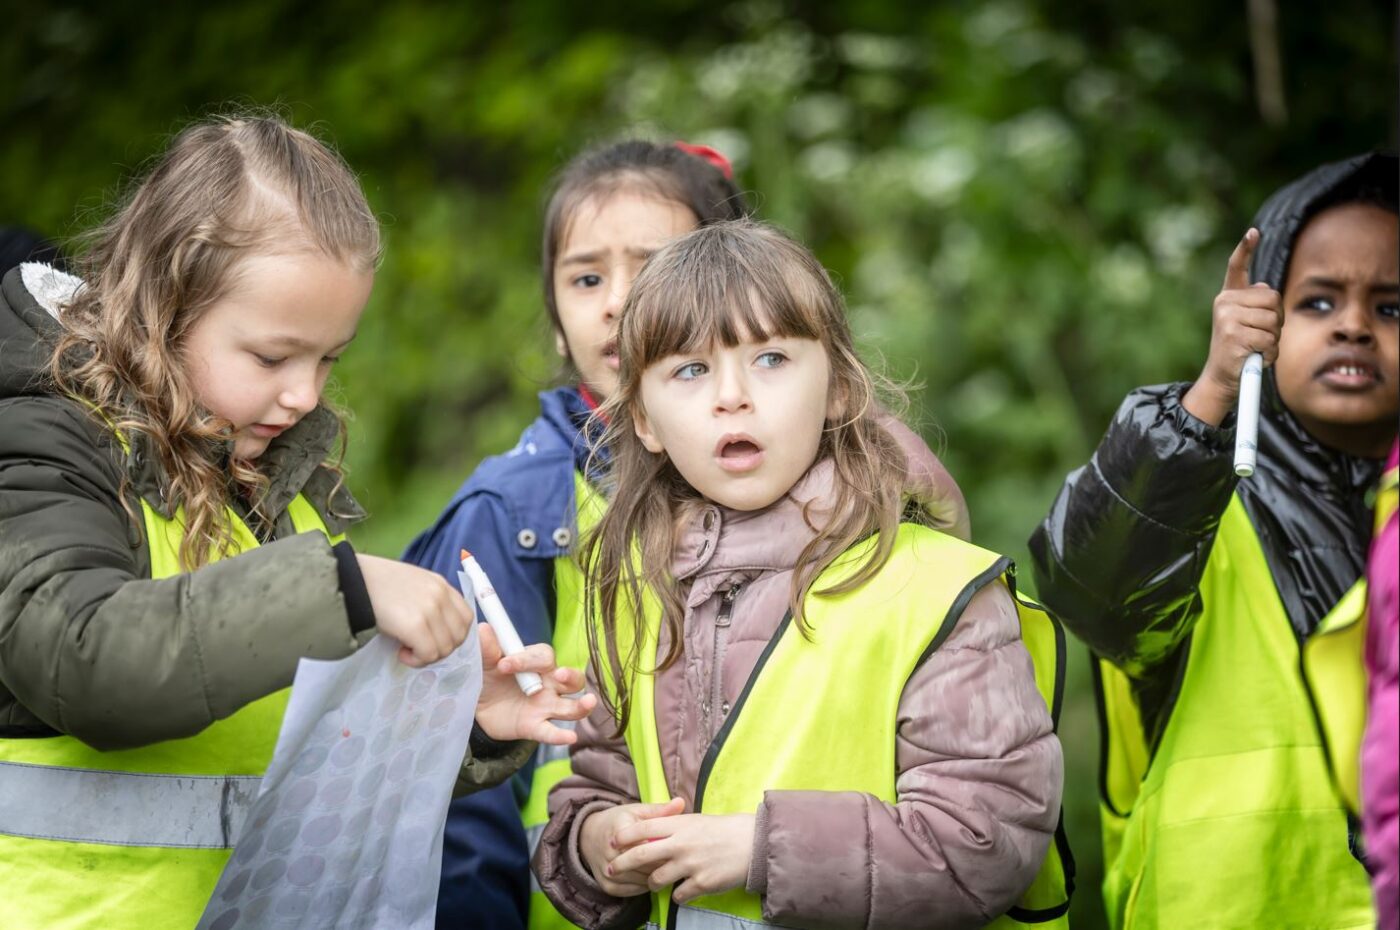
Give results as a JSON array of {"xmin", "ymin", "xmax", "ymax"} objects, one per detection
[
  {"xmin": 0, "ymin": 114, "xmax": 591, "ymax": 929},
  {"xmin": 534, "ymin": 220, "xmax": 1067, "ymax": 930}
]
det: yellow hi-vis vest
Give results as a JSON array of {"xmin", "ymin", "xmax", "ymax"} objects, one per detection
[
  {"xmin": 600, "ymin": 523, "xmax": 1074, "ymax": 930},
  {"xmin": 1093, "ymin": 494, "xmax": 1375, "ymax": 930},
  {"xmin": 0, "ymin": 492, "xmax": 341, "ymax": 930},
  {"xmin": 524, "ymin": 471, "xmax": 604, "ymax": 930}
]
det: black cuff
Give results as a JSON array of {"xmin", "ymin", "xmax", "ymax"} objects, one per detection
[
  {"xmin": 1170, "ymin": 381, "xmax": 1238, "ymax": 449},
  {"xmin": 332, "ymin": 540, "xmax": 376, "ymax": 635},
  {"xmin": 469, "ymin": 722, "xmax": 510, "ymax": 759}
]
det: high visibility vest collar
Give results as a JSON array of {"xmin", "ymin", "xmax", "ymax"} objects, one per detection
[{"xmin": 600, "ymin": 524, "xmax": 1073, "ymax": 929}]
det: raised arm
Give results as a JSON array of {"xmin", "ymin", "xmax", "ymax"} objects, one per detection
[
  {"xmin": 1028, "ymin": 383, "xmax": 1240, "ymax": 675},
  {"xmin": 1030, "ymin": 229, "xmax": 1283, "ymax": 675}
]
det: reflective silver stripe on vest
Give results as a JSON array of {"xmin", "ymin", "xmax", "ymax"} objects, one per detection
[
  {"xmin": 0, "ymin": 760, "xmax": 260, "ymax": 849},
  {"xmin": 648, "ymin": 904, "xmax": 790, "ymax": 929},
  {"xmin": 533, "ymin": 740, "xmax": 572, "ymax": 769},
  {"xmin": 526, "ymin": 822, "xmax": 546, "ymax": 893}
]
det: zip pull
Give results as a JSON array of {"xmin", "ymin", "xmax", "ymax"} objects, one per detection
[{"xmin": 715, "ymin": 584, "xmax": 740, "ymax": 628}]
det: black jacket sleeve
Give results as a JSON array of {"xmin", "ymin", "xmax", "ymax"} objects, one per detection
[{"xmin": 1027, "ymin": 383, "xmax": 1239, "ymax": 677}]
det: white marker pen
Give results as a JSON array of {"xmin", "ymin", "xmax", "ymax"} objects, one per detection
[
  {"xmin": 458, "ymin": 549, "xmax": 543, "ymax": 696},
  {"xmin": 1234, "ymin": 352, "xmax": 1263, "ymax": 478}
]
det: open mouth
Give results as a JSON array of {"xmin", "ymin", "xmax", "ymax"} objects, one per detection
[
  {"xmin": 601, "ymin": 340, "xmax": 620, "ymax": 371},
  {"xmin": 715, "ymin": 434, "xmax": 764, "ymax": 472},
  {"xmin": 249, "ymin": 422, "xmax": 293, "ymax": 438},
  {"xmin": 1315, "ymin": 356, "xmax": 1381, "ymax": 389}
]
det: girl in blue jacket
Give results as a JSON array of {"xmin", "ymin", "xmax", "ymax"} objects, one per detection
[{"xmin": 405, "ymin": 139, "xmax": 748, "ymax": 929}]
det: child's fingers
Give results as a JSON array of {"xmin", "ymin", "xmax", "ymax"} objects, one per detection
[
  {"xmin": 476, "ymin": 622, "xmax": 502, "ymax": 667},
  {"xmin": 403, "ymin": 626, "xmax": 443, "ymax": 666},
  {"xmin": 549, "ymin": 664, "xmax": 588, "ymax": 693},
  {"xmin": 530, "ymin": 695, "xmax": 598, "ymax": 746},
  {"xmin": 556, "ymin": 691, "xmax": 598, "ymax": 719},
  {"xmin": 1217, "ymin": 286, "xmax": 1280, "ymax": 309},
  {"xmin": 613, "ymin": 818, "xmax": 675, "ymax": 849},
  {"xmin": 1225, "ymin": 316, "xmax": 1283, "ymax": 359},
  {"xmin": 1222, "ymin": 228, "xmax": 1259, "ymax": 291},
  {"xmin": 446, "ymin": 591, "xmax": 473, "ymax": 645},
  {"xmin": 607, "ymin": 837, "xmax": 673, "ymax": 876},
  {"xmin": 655, "ymin": 862, "xmax": 696, "ymax": 897},
  {"xmin": 530, "ymin": 722, "xmax": 579, "ymax": 746},
  {"xmin": 629, "ymin": 797, "xmax": 687, "ymax": 823},
  {"xmin": 424, "ymin": 614, "xmax": 455, "ymax": 664},
  {"xmin": 626, "ymin": 797, "xmax": 686, "ymax": 819},
  {"xmin": 500, "ymin": 642, "xmax": 559, "ymax": 673},
  {"xmin": 608, "ymin": 799, "xmax": 685, "ymax": 848},
  {"xmin": 600, "ymin": 872, "xmax": 653, "ymax": 897}
]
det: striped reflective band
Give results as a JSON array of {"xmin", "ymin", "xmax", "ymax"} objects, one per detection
[
  {"xmin": 532, "ymin": 741, "xmax": 572, "ymax": 769},
  {"xmin": 0, "ymin": 760, "xmax": 260, "ymax": 849},
  {"xmin": 526, "ymin": 822, "xmax": 546, "ymax": 893},
  {"xmin": 647, "ymin": 906, "xmax": 794, "ymax": 929}
]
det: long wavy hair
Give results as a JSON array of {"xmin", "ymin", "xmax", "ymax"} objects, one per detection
[
  {"xmin": 49, "ymin": 114, "xmax": 381, "ymax": 568},
  {"xmin": 582, "ymin": 219, "xmax": 929, "ymax": 731}
]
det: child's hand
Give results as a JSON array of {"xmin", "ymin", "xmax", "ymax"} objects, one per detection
[
  {"xmin": 1183, "ymin": 228, "xmax": 1284, "ymax": 426},
  {"xmin": 608, "ymin": 810, "xmax": 756, "ymax": 904},
  {"xmin": 580, "ymin": 798, "xmax": 687, "ymax": 896},
  {"xmin": 356, "ymin": 554, "xmax": 473, "ymax": 667},
  {"xmin": 474, "ymin": 623, "xmax": 598, "ymax": 743}
]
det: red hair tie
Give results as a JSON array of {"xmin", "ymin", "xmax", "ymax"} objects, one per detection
[{"xmin": 674, "ymin": 141, "xmax": 734, "ymax": 179}]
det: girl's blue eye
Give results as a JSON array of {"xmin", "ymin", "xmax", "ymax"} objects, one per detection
[
  {"xmin": 755, "ymin": 351, "xmax": 786, "ymax": 369},
  {"xmin": 675, "ymin": 361, "xmax": 707, "ymax": 380}
]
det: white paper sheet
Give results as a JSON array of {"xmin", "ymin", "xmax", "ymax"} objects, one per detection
[{"xmin": 197, "ymin": 629, "xmax": 482, "ymax": 930}]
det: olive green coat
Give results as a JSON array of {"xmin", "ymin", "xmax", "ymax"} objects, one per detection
[{"xmin": 0, "ymin": 264, "xmax": 527, "ymax": 792}]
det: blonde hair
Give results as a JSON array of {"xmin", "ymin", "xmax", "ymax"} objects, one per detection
[
  {"xmin": 49, "ymin": 114, "xmax": 381, "ymax": 568},
  {"xmin": 583, "ymin": 219, "xmax": 929, "ymax": 731}
]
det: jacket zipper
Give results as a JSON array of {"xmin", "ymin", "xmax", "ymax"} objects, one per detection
[
  {"xmin": 705, "ymin": 584, "xmax": 740, "ymax": 738},
  {"xmin": 674, "ymin": 606, "xmax": 795, "ymax": 928}
]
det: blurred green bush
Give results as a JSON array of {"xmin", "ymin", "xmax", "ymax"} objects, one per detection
[{"xmin": 3, "ymin": 3, "xmax": 1392, "ymax": 926}]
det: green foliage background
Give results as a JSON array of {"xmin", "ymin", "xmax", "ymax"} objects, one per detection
[{"xmin": 3, "ymin": 2, "xmax": 1394, "ymax": 925}]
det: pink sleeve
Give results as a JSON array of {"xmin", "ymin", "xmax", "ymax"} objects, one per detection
[{"xmin": 1363, "ymin": 477, "xmax": 1399, "ymax": 929}]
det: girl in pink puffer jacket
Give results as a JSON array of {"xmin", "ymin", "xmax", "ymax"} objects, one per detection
[
  {"xmin": 533, "ymin": 220, "xmax": 1064, "ymax": 930},
  {"xmin": 1363, "ymin": 441, "xmax": 1399, "ymax": 928}
]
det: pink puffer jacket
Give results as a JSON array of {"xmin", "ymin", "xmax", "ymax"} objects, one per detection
[
  {"xmin": 1363, "ymin": 441, "xmax": 1399, "ymax": 928},
  {"xmin": 534, "ymin": 454, "xmax": 1062, "ymax": 929}
]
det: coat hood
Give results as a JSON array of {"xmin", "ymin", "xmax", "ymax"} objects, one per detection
[
  {"xmin": 1248, "ymin": 151, "xmax": 1397, "ymax": 291},
  {"xmin": 1240, "ymin": 152, "xmax": 1397, "ymax": 633},
  {"xmin": 0, "ymin": 263, "xmax": 75, "ymax": 400},
  {"xmin": 1250, "ymin": 152, "xmax": 1398, "ymax": 446}
]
